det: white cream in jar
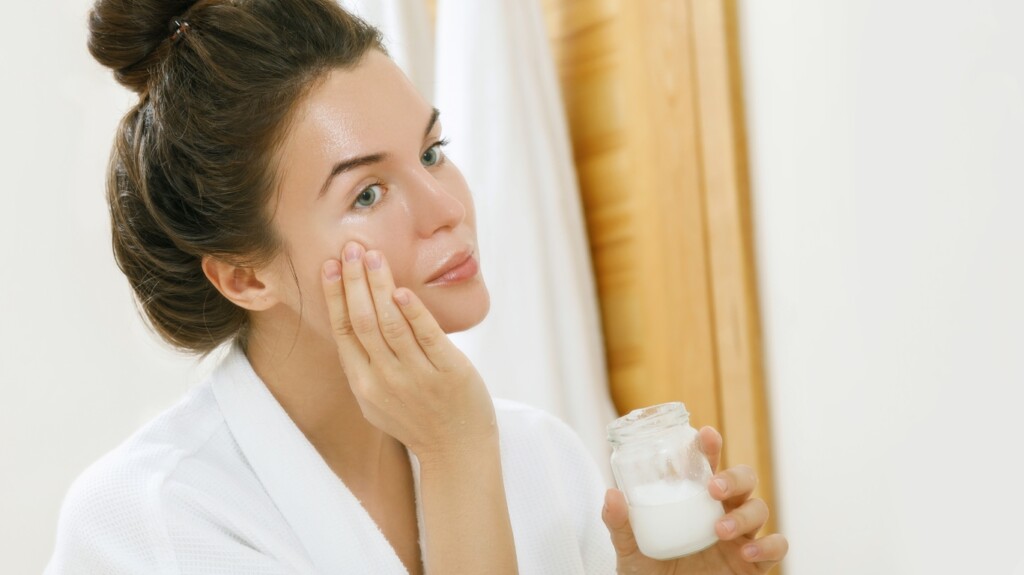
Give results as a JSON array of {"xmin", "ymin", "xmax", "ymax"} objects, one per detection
[{"xmin": 607, "ymin": 402, "xmax": 724, "ymax": 560}]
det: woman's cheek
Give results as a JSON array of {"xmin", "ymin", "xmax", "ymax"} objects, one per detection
[{"xmin": 385, "ymin": 253, "xmax": 416, "ymax": 290}]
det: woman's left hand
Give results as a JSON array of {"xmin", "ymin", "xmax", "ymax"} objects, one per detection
[{"xmin": 601, "ymin": 426, "xmax": 788, "ymax": 574}]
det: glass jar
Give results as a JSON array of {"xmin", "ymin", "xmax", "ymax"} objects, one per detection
[{"xmin": 607, "ymin": 402, "xmax": 724, "ymax": 560}]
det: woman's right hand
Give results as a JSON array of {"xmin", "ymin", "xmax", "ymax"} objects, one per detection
[
  {"xmin": 320, "ymin": 241, "xmax": 497, "ymax": 463},
  {"xmin": 323, "ymin": 242, "xmax": 519, "ymax": 573}
]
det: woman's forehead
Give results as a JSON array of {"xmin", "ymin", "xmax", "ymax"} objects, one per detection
[
  {"xmin": 273, "ymin": 52, "xmax": 433, "ymax": 202},
  {"xmin": 291, "ymin": 52, "xmax": 432, "ymax": 159}
]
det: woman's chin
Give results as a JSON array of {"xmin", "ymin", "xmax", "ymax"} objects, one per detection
[
  {"xmin": 439, "ymin": 311, "xmax": 487, "ymax": 334},
  {"xmin": 428, "ymin": 281, "xmax": 490, "ymax": 334}
]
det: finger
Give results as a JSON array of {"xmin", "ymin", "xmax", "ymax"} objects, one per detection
[
  {"xmin": 708, "ymin": 464, "xmax": 759, "ymax": 511},
  {"xmin": 341, "ymin": 242, "xmax": 396, "ymax": 364},
  {"xmin": 715, "ymin": 497, "xmax": 769, "ymax": 541},
  {"xmin": 699, "ymin": 426, "xmax": 723, "ymax": 472},
  {"xmin": 740, "ymin": 533, "xmax": 789, "ymax": 570},
  {"xmin": 322, "ymin": 259, "xmax": 369, "ymax": 370},
  {"xmin": 600, "ymin": 489, "xmax": 643, "ymax": 560},
  {"xmin": 363, "ymin": 250, "xmax": 430, "ymax": 366},
  {"xmin": 392, "ymin": 286, "xmax": 460, "ymax": 372}
]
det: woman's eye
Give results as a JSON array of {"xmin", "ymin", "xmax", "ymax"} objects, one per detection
[
  {"xmin": 353, "ymin": 183, "xmax": 385, "ymax": 208},
  {"xmin": 421, "ymin": 139, "xmax": 449, "ymax": 167}
]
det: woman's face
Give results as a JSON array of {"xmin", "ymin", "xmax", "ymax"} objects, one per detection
[{"xmin": 263, "ymin": 50, "xmax": 489, "ymax": 339}]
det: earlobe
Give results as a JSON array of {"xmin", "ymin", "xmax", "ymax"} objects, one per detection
[{"xmin": 201, "ymin": 256, "xmax": 277, "ymax": 312}]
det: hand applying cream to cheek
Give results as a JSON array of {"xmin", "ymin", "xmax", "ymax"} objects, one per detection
[{"xmin": 321, "ymin": 242, "xmax": 517, "ymax": 574}]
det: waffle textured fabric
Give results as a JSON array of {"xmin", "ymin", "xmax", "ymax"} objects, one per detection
[{"xmin": 45, "ymin": 344, "xmax": 617, "ymax": 574}]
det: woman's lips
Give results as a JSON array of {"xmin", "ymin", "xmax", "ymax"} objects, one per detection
[{"xmin": 426, "ymin": 251, "xmax": 479, "ymax": 286}]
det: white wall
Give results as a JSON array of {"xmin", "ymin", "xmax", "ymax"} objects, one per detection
[
  {"xmin": 738, "ymin": 1, "xmax": 1024, "ymax": 573},
  {"xmin": 0, "ymin": 1, "xmax": 216, "ymax": 572}
]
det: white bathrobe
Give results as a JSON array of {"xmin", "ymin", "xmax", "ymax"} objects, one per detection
[{"xmin": 44, "ymin": 345, "xmax": 616, "ymax": 574}]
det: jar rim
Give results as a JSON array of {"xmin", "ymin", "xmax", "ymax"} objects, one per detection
[{"xmin": 607, "ymin": 402, "xmax": 690, "ymax": 445}]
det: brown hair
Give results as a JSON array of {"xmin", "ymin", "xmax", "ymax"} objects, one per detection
[{"xmin": 87, "ymin": 0, "xmax": 384, "ymax": 354}]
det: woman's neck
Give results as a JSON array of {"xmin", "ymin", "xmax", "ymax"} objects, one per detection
[
  {"xmin": 243, "ymin": 315, "xmax": 423, "ymax": 573},
  {"xmin": 242, "ymin": 316, "xmax": 402, "ymax": 479}
]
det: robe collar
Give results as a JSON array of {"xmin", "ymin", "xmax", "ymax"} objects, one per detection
[{"xmin": 210, "ymin": 343, "xmax": 414, "ymax": 574}]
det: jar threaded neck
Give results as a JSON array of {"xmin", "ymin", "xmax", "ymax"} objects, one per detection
[{"xmin": 607, "ymin": 402, "xmax": 690, "ymax": 446}]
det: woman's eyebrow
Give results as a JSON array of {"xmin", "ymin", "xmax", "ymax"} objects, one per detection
[
  {"xmin": 424, "ymin": 107, "xmax": 440, "ymax": 138},
  {"xmin": 317, "ymin": 108, "xmax": 441, "ymax": 199},
  {"xmin": 317, "ymin": 152, "xmax": 388, "ymax": 198}
]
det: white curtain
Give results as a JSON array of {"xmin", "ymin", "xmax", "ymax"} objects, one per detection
[
  {"xmin": 340, "ymin": 0, "xmax": 617, "ymax": 479},
  {"xmin": 434, "ymin": 0, "xmax": 616, "ymax": 479},
  {"xmin": 339, "ymin": 0, "xmax": 434, "ymax": 99}
]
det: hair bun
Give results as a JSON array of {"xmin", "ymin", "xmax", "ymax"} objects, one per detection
[{"xmin": 87, "ymin": 0, "xmax": 198, "ymax": 94}]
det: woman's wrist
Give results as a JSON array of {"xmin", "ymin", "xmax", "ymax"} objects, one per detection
[
  {"xmin": 417, "ymin": 427, "xmax": 517, "ymax": 573},
  {"xmin": 415, "ymin": 428, "xmax": 501, "ymax": 473}
]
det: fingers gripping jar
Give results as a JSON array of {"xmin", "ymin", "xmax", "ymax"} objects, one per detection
[{"xmin": 607, "ymin": 402, "xmax": 724, "ymax": 559}]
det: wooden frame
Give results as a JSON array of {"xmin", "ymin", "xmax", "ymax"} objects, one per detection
[{"xmin": 540, "ymin": 0, "xmax": 780, "ymax": 543}]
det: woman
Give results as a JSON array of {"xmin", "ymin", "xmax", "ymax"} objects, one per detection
[{"xmin": 47, "ymin": 0, "xmax": 788, "ymax": 573}]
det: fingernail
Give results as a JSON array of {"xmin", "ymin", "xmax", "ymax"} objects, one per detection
[
  {"xmin": 713, "ymin": 477, "xmax": 729, "ymax": 494},
  {"xmin": 393, "ymin": 289, "xmax": 410, "ymax": 306},
  {"xmin": 743, "ymin": 545, "xmax": 759, "ymax": 559},
  {"xmin": 365, "ymin": 251, "xmax": 382, "ymax": 270},
  {"xmin": 720, "ymin": 517, "xmax": 736, "ymax": 534},
  {"xmin": 344, "ymin": 243, "xmax": 362, "ymax": 262},
  {"xmin": 323, "ymin": 261, "xmax": 341, "ymax": 281}
]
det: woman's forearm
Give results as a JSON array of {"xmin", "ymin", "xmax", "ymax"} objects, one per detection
[{"xmin": 417, "ymin": 436, "xmax": 518, "ymax": 574}]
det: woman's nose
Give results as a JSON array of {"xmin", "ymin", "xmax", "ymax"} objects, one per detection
[{"xmin": 407, "ymin": 169, "xmax": 466, "ymax": 237}]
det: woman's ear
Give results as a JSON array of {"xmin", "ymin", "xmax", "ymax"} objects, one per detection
[{"xmin": 201, "ymin": 255, "xmax": 278, "ymax": 312}]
